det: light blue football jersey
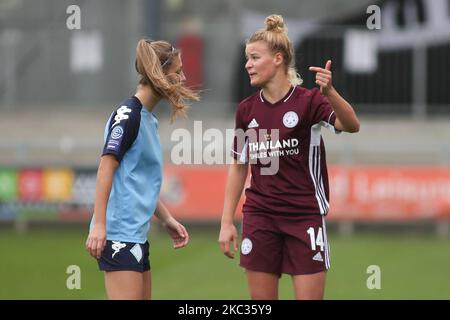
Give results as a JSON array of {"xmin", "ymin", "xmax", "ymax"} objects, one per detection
[{"xmin": 90, "ymin": 96, "xmax": 163, "ymax": 243}]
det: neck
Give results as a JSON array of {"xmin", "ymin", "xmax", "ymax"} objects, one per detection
[
  {"xmin": 134, "ymin": 84, "xmax": 161, "ymax": 112},
  {"xmin": 261, "ymin": 75, "xmax": 292, "ymax": 104}
]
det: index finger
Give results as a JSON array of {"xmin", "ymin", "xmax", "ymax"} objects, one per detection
[
  {"xmin": 179, "ymin": 225, "xmax": 189, "ymax": 239},
  {"xmin": 220, "ymin": 240, "xmax": 229, "ymax": 254},
  {"xmin": 220, "ymin": 240, "xmax": 234, "ymax": 259},
  {"xmin": 85, "ymin": 237, "xmax": 91, "ymax": 251},
  {"xmin": 95, "ymin": 240, "xmax": 104, "ymax": 259},
  {"xmin": 183, "ymin": 229, "xmax": 190, "ymax": 245},
  {"xmin": 174, "ymin": 232, "xmax": 189, "ymax": 249},
  {"xmin": 309, "ymin": 66, "xmax": 330, "ymax": 73},
  {"xmin": 177, "ymin": 225, "xmax": 189, "ymax": 246},
  {"xmin": 88, "ymin": 239, "xmax": 97, "ymax": 258},
  {"xmin": 225, "ymin": 249, "xmax": 235, "ymax": 259}
]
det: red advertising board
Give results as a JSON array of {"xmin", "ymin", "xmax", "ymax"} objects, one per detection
[
  {"xmin": 6, "ymin": 165, "xmax": 450, "ymax": 222},
  {"xmin": 161, "ymin": 165, "xmax": 450, "ymax": 221},
  {"xmin": 177, "ymin": 34, "xmax": 203, "ymax": 89},
  {"xmin": 329, "ymin": 166, "xmax": 450, "ymax": 221},
  {"xmin": 18, "ymin": 169, "xmax": 43, "ymax": 201}
]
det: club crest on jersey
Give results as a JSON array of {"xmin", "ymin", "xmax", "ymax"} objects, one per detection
[{"xmin": 283, "ymin": 111, "xmax": 299, "ymax": 128}]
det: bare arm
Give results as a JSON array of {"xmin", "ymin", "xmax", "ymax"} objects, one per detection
[
  {"xmin": 154, "ymin": 200, "xmax": 171, "ymax": 224},
  {"xmin": 218, "ymin": 161, "xmax": 249, "ymax": 258},
  {"xmin": 324, "ymin": 87, "xmax": 360, "ymax": 133},
  {"xmin": 309, "ymin": 60, "xmax": 360, "ymax": 133},
  {"xmin": 86, "ymin": 155, "xmax": 119, "ymax": 258}
]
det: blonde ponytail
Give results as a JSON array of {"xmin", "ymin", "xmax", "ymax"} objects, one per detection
[
  {"xmin": 288, "ymin": 67, "xmax": 303, "ymax": 86},
  {"xmin": 135, "ymin": 39, "xmax": 200, "ymax": 122}
]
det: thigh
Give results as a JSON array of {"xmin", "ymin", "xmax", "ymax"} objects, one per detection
[
  {"xmin": 239, "ymin": 212, "xmax": 283, "ymax": 276},
  {"xmin": 280, "ymin": 215, "xmax": 330, "ymax": 275},
  {"xmin": 292, "ymin": 271, "xmax": 327, "ymax": 300},
  {"xmin": 142, "ymin": 271, "xmax": 151, "ymax": 300},
  {"xmin": 104, "ymin": 271, "xmax": 144, "ymax": 300},
  {"xmin": 142, "ymin": 241, "xmax": 151, "ymax": 299},
  {"xmin": 246, "ymin": 270, "xmax": 279, "ymax": 300}
]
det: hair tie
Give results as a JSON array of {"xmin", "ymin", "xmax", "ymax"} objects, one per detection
[{"xmin": 161, "ymin": 46, "xmax": 175, "ymax": 67}]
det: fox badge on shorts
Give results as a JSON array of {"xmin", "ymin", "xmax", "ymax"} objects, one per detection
[{"xmin": 241, "ymin": 238, "xmax": 253, "ymax": 255}]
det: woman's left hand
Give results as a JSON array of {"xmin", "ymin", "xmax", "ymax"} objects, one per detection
[
  {"xmin": 163, "ymin": 217, "xmax": 189, "ymax": 249},
  {"xmin": 309, "ymin": 60, "xmax": 333, "ymax": 96}
]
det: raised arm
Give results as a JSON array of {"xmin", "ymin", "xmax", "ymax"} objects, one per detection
[{"xmin": 309, "ymin": 60, "xmax": 360, "ymax": 133}]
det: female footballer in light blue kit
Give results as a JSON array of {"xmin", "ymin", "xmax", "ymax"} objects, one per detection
[{"xmin": 86, "ymin": 39, "xmax": 199, "ymax": 300}]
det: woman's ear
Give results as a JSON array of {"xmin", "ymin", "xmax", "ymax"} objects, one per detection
[{"xmin": 273, "ymin": 52, "xmax": 284, "ymax": 67}]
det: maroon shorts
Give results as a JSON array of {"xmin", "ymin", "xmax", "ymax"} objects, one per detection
[{"xmin": 239, "ymin": 212, "xmax": 330, "ymax": 276}]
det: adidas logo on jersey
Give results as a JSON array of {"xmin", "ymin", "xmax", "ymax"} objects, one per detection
[
  {"xmin": 312, "ymin": 252, "xmax": 324, "ymax": 262},
  {"xmin": 248, "ymin": 118, "xmax": 259, "ymax": 128}
]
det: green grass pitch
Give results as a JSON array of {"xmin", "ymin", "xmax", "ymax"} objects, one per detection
[{"xmin": 0, "ymin": 226, "xmax": 449, "ymax": 299}]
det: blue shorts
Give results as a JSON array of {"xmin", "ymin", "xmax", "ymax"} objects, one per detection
[{"xmin": 98, "ymin": 240, "xmax": 150, "ymax": 273}]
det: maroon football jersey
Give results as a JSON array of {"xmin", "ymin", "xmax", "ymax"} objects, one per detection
[{"xmin": 232, "ymin": 86, "xmax": 340, "ymax": 215}]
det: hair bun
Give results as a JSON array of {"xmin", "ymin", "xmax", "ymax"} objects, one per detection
[{"xmin": 265, "ymin": 14, "xmax": 286, "ymax": 33}]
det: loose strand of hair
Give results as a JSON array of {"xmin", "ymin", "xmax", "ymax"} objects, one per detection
[{"xmin": 136, "ymin": 40, "xmax": 200, "ymax": 122}]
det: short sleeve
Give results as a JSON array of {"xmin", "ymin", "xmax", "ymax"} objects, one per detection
[
  {"xmin": 102, "ymin": 105, "xmax": 141, "ymax": 162},
  {"xmin": 310, "ymin": 88, "xmax": 341, "ymax": 134},
  {"xmin": 231, "ymin": 104, "xmax": 248, "ymax": 163}
]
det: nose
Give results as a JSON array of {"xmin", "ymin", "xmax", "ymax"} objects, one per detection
[{"xmin": 245, "ymin": 59, "xmax": 252, "ymax": 70}]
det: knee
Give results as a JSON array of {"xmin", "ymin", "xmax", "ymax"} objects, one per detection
[{"xmin": 250, "ymin": 291, "xmax": 278, "ymax": 300}]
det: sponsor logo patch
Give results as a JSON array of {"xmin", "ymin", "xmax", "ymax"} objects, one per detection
[
  {"xmin": 312, "ymin": 252, "xmax": 324, "ymax": 262},
  {"xmin": 111, "ymin": 126, "xmax": 124, "ymax": 140},
  {"xmin": 112, "ymin": 106, "xmax": 132, "ymax": 126},
  {"xmin": 111, "ymin": 241, "xmax": 126, "ymax": 258},
  {"xmin": 106, "ymin": 139, "xmax": 120, "ymax": 151},
  {"xmin": 248, "ymin": 118, "xmax": 259, "ymax": 128}
]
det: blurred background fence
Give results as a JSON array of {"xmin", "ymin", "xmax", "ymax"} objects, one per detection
[{"xmin": 1, "ymin": 0, "xmax": 450, "ymax": 233}]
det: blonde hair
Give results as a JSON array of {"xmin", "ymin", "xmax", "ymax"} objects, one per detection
[
  {"xmin": 135, "ymin": 39, "xmax": 200, "ymax": 122},
  {"xmin": 247, "ymin": 14, "xmax": 303, "ymax": 86}
]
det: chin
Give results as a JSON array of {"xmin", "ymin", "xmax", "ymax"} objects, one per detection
[{"xmin": 249, "ymin": 79, "xmax": 261, "ymax": 87}]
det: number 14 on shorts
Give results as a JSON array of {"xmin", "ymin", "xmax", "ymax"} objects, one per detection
[{"xmin": 307, "ymin": 227, "xmax": 325, "ymax": 251}]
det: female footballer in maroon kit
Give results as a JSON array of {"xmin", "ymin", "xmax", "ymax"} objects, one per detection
[{"xmin": 219, "ymin": 15, "xmax": 360, "ymax": 300}]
